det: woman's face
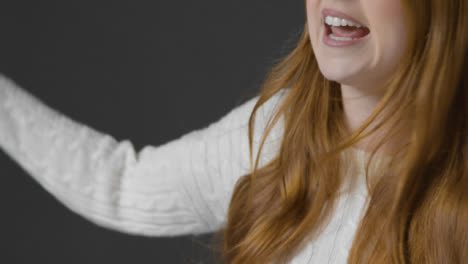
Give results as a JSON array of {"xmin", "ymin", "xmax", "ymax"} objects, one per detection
[{"xmin": 306, "ymin": 0, "xmax": 408, "ymax": 91}]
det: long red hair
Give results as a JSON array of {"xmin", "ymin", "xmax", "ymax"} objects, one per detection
[{"xmin": 212, "ymin": 0, "xmax": 468, "ymax": 263}]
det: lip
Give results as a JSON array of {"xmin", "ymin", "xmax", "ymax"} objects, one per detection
[
  {"xmin": 321, "ymin": 8, "xmax": 370, "ymax": 48},
  {"xmin": 321, "ymin": 8, "xmax": 367, "ymax": 27},
  {"xmin": 322, "ymin": 25, "xmax": 369, "ymax": 47}
]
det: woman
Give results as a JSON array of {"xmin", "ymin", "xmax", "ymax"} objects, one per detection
[{"xmin": 0, "ymin": 0, "xmax": 467, "ymax": 264}]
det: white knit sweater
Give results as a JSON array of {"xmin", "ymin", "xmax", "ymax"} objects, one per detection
[{"xmin": 0, "ymin": 74, "xmax": 383, "ymax": 263}]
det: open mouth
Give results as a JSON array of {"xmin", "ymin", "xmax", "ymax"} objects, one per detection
[
  {"xmin": 324, "ymin": 23, "xmax": 370, "ymax": 41},
  {"xmin": 321, "ymin": 8, "xmax": 370, "ymax": 45}
]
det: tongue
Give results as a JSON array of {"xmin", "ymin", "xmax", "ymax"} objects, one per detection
[{"xmin": 331, "ymin": 26, "xmax": 370, "ymax": 38}]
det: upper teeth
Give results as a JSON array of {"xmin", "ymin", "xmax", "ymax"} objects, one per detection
[{"xmin": 325, "ymin": 16, "xmax": 362, "ymax": 28}]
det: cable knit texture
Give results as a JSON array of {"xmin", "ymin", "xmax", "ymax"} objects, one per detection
[{"xmin": 0, "ymin": 74, "xmax": 389, "ymax": 263}]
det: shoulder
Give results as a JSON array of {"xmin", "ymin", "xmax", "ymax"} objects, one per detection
[{"xmin": 250, "ymin": 88, "xmax": 290, "ymax": 166}]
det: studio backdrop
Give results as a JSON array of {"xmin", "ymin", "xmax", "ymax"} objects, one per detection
[{"xmin": 0, "ymin": 1, "xmax": 304, "ymax": 263}]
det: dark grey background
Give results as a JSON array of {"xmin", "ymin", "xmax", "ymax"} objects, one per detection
[{"xmin": 0, "ymin": 1, "xmax": 305, "ymax": 263}]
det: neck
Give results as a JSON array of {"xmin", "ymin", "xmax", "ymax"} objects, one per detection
[{"xmin": 340, "ymin": 83, "xmax": 404, "ymax": 156}]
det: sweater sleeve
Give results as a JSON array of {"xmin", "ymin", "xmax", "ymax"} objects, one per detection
[{"xmin": 0, "ymin": 74, "xmax": 286, "ymax": 237}]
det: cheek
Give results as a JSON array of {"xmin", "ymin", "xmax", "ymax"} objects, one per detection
[
  {"xmin": 306, "ymin": 0, "xmax": 321, "ymax": 31},
  {"xmin": 366, "ymin": 0, "xmax": 406, "ymax": 33},
  {"xmin": 306, "ymin": 0, "xmax": 321, "ymax": 18},
  {"xmin": 366, "ymin": 0, "xmax": 408, "ymax": 67},
  {"xmin": 306, "ymin": 0, "xmax": 323, "ymax": 51}
]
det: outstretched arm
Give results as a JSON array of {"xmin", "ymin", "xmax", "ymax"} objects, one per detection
[{"xmin": 0, "ymin": 74, "xmax": 286, "ymax": 237}]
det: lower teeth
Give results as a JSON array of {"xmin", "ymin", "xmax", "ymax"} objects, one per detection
[{"xmin": 329, "ymin": 33, "xmax": 356, "ymax": 41}]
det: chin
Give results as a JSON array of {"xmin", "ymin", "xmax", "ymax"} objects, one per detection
[{"xmin": 317, "ymin": 62, "xmax": 363, "ymax": 85}]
